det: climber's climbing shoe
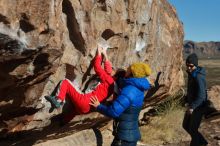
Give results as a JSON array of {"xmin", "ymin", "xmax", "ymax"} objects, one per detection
[{"xmin": 45, "ymin": 95, "xmax": 62, "ymax": 108}]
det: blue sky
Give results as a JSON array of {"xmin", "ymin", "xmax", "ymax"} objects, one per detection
[{"xmin": 168, "ymin": 0, "xmax": 220, "ymax": 42}]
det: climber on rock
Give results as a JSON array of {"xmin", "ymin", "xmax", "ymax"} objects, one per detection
[
  {"xmin": 45, "ymin": 47, "xmax": 126, "ymax": 123},
  {"xmin": 90, "ymin": 62, "xmax": 152, "ymax": 146}
]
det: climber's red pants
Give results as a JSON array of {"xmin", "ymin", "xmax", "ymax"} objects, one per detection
[{"xmin": 56, "ymin": 78, "xmax": 114, "ymax": 121}]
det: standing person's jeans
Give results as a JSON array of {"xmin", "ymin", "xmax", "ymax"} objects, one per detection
[
  {"xmin": 182, "ymin": 106, "xmax": 208, "ymax": 146},
  {"xmin": 111, "ymin": 138, "xmax": 137, "ymax": 146}
]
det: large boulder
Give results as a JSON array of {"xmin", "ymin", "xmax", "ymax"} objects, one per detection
[
  {"xmin": 0, "ymin": 0, "xmax": 184, "ymax": 145},
  {"xmin": 208, "ymin": 85, "xmax": 220, "ymax": 111}
]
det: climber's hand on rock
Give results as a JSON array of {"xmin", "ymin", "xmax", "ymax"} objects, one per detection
[
  {"xmin": 97, "ymin": 46, "xmax": 103, "ymax": 56},
  {"xmin": 102, "ymin": 48, "xmax": 108, "ymax": 60},
  {"xmin": 89, "ymin": 96, "xmax": 100, "ymax": 108}
]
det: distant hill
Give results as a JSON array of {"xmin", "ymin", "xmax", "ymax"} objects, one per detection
[{"xmin": 184, "ymin": 41, "xmax": 220, "ymax": 59}]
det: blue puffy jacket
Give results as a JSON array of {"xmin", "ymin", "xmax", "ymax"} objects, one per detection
[{"xmin": 97, "ymin": 77, "xmax": 150, "ymax": 141}]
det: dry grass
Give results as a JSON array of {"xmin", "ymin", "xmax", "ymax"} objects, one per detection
[
  {"xmin": 140, "ymin": 98, "xmax": 189, "ymax": 145},
  {"xmin": 140, "ymin": 109, "xmax": 188, "ymax": 145},
  {"xmin": 199, "ymin": 59, "xmax": 220, "ymax": 67}
]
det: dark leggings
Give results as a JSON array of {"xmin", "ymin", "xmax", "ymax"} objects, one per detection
[{"xmin": 182, "ymin": 106, "xmax": 208, "ymax": 146}]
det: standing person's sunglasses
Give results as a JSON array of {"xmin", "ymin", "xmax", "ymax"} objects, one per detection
[{"xmin": 186, "ymin": 64, "xmax": 194, "ymax": 68}]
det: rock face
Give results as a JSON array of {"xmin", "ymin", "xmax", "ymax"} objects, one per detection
[
  {"xmin": 184, "ymin": 40, "xmax": 220, "ymax": 58},
  {"xmin": 0, "ymin": 0, "xmax": 184, "ymax": 145},
  {"xmin": 208, "ymin": 85, "xmax": 220, "ymax": 111}
]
